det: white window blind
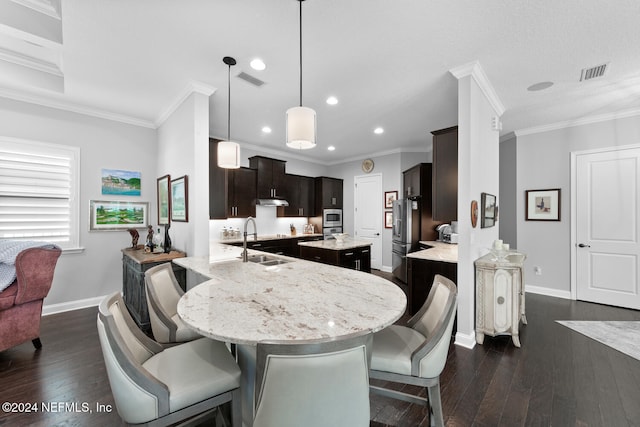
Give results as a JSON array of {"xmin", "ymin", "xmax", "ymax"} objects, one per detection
[{"xmin": 0, "ymin": 137, "xmax": 80, "ymax": 249}]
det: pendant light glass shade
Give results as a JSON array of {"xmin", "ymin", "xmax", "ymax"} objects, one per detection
[
  {"xmin": 286, "ymin": 106, "xmax": 316, "ymax": 149},
  {"xmin": 217, "ymin": 56, "xmax": 241, "ymax": 169},
  {"xmin": 286, "ymin": 0, "xmax": 316, "ymax": 150},
  {"xmin": 217, "ymin": 140, "xmax": 240, "ymax": 169}
]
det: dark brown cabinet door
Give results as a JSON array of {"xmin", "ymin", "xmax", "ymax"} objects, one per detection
[
  {"xmin": 279, "ymin": 174, "xmax": 315, "ymax": 217},
  {"xmin": 250, "ymin": 156, "xmax": 287, "ymax": 199},
  {"xmin": 209, "ymin": 139, "xmax": 227, "ymax": 219},
  {"xmin": 315, "ymin": 177, "xmax": 343, "ymax": 214},
  {"xmin": 432, "ymin": 126, "xmax": 458, "ymax": 221},
  {"xmin": 403, "ymin": 164, "xmax": 422, "ymax": 199},
  {"xmin": 228, "ymin": 167, "xmax": 256, "ymax": 218}
]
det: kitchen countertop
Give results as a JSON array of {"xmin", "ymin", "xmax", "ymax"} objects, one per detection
[
  {"xmin": 219, "ymin": 233, "xmax": 323, "ymax": 244},
  {"xmin": 174, "ymin": 244, "xmax": 406, "ymax": 345},
  {"xmin": 406, "ymin": 240, "xmax": 458, "ymax": 263},
  {"xmin": 297, "ymin": 238, "xmax": 372, "ymax": 251}
]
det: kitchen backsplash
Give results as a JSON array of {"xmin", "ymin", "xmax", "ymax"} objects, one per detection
[{"xmin": 209, "ymin": 205, "xmax": 314, "ymax": 241}]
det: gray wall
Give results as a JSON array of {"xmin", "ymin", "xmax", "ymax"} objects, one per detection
[
  {"xmin": 516, "ymin": 114, "xmax": 640, "ymax": 295},
  {"xmin": 499, "ymin": 134, "xmax": 517, "ymax": 248}
]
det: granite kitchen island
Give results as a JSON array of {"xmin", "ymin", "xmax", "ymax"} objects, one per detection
[{"xmin": 298, "ymin": 238, "xmax": 372, "ymax": 272}]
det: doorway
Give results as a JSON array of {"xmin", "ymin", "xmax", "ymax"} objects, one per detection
[
  {"xmin": 354, "ymin": 173, "xmax": 382, "ymax": 270},
  {"xmin": 572, "ymin": 145, "xmax": 640, "ymax": 310}
]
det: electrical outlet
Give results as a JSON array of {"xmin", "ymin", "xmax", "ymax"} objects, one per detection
[{"xmin": 534, "ymin": 266, "xmax": 542, "ymax": 276}]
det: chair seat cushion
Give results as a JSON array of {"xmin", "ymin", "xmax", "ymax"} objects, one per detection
[
  {"xmin": 370, "ymin": 325, "xmax": 426, "ymax": 376},
  {"xmin": 171, "ymin": 313, "xmax": 202, "ymax": 342},
  {"xmin": 143, "ymin": 338, "xmax": 241, "ymax": 413},
  {"xmin": 0, "ymin": 282, "xmax": 17, "ymax": 310}
]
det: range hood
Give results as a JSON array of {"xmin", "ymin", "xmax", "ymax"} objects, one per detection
[{"xmin": 256, "ymin": 198, "xmax": 289, "ymax": 207}]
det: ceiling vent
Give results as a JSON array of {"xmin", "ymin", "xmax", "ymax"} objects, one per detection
[
  {"xmin": 580, "ymin": 63, "xmax": 608, "ymax": 82},
  {"xmin": 237, "ymin": 71, "xmax": 265, "ymax": 87}
]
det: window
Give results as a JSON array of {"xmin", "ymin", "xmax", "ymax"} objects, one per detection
[{"xmin": 0, "ymin": 137, "xmax": 80, "ymax": 250}]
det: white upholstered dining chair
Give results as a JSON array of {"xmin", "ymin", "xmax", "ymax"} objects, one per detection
[
  {"xmin": 252, "ymin": 333, "xmax": 372, "ymax": 427},
  {"xmin": 144, "ymin": 263, "xmax": 201, "ymax": 344},
  {"xmin": 369, "ymin": 274, "xmax": 458, "ymax": 427},
  {"xmin": 96, "ymin": 292, "xmax": 241, "ymax": 426}
]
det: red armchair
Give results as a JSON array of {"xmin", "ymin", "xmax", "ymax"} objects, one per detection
[{"xmin": 0, "ymin": 247, "xmax": 62, "ymax": 352}]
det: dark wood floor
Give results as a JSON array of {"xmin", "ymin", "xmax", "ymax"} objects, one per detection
[{"xmin": 1, "ymin": 272, "xmax": 640, "ymax": 426}]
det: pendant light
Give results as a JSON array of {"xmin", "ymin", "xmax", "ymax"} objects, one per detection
[
  {"xmin": 217, "ymin": 56, "xmax": 241, "ymax": 169},
  {"xmin": 286, "ymin": 0, "xmax": 316, "ymax": 149}
]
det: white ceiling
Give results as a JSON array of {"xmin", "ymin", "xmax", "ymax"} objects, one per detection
[{"xmin": 2, "ymin": 0, "xmax": 640, "ymax": 163}]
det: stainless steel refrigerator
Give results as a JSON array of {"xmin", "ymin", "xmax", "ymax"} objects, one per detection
[{"xmin": 392, "ymin": 199, "xmax": 420, "ymax": 283}]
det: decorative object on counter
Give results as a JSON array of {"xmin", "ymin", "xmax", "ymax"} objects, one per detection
[
  {"xmin": 127, "ymin": 228, "xmax": 139, "ymax": 248},
  {"xmin": 361, "ymin": 158, "xmax": 374, "ymax": 173},
  {"xmin": 90, "ymin": 200, "xmax": 149, "ymax": 231},
  {"xmin": 332, "ymin": 233, "xmax": 348, "ymax": 243},
  {"xmin": 152, "ymin": 228, "xmax": 163, "ymax": 253},
  {"xmin": 525, "ymin": 188, "xmax": 561, "ymax": 221},
  {"xmin": 480, "ymin": 192, "xmax": 496, "ymax": 228},
  {"xmin": 163, "ymin": 223, "xmax": 172, "ymax": 253},
  {"xmin": 170, "ymin": 175, "xmax": 188, "ymax": 222},
  {"xmin": 286, "ymin": 0, "xmax": 316, "ymax": 150},
  {"xmin": 101, "ymin": 168, "xmax": 141, "ymax": 196},
  {"xmin": 303, "ymin": 223, "xmax": 315, "ymax": 234},
  {"xmin": 290, "ymin": 223, "xmax": 297, "ymax": 236},
  {"xmin": 218, "ymin": 56, "xmax": 241, "ymax": 169},
  {"xmin": 471, "ymin": 199, "xmax": 478, "ymax": 228},
  {"xmin": 156, "ymin": 174, "xmax": 171, "ymax": 225},
  {"xmin": 489, "ymin": 239, "xmax": 513, "ymax": 262},
  {"xmin": 385, "ymin": 211, "xmax": 393, "ymax": 228},
  {"xmin": 384, "ymin": 190, "xmax": 398, "ymax": 208},
  {"xmin": 144, "ymin": 225, "xmax": 155, "ymax": 253}
]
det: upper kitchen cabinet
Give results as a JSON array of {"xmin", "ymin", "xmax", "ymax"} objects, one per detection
[
  {"xmin": 278, "ymin": 174, "xmax": 314, "ymax": 217},
  {"xmin": 315, "ymin": 177, "xmax": 343, "ymax": 214},
  {"xmin": 431, "ymin": 126, "xmax": 458, "ymax": 221},
  {"xmin": 402, "ymin": 163, "xmax": 441, "ymax": 241},
  {"xmin": 403, "ymin": 163, "xmax": 427, "ymax": 199},
  {"xmin": 249, "ymin": 156, "xmax": 287, "ymax": 199},
  {"xmin": 209, "ymin": 139, "xmax": 256, "ymax": 219}
]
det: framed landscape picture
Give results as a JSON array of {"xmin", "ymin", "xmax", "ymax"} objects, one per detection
[
  {"xmin": 157, "ymin": 175, "xmax": 171, "ymax": 225},
  {"xmin": 170, "ymin": 175, "xmax": 188, "ymax": 222},
  {"xmin": 101, "ymin": 169, "xmax": 141, "ymax": 196},
  {"xmin": 526, "ymin": 188, "xmax": 561, "ymax": 221},
  {"xmin": 90, "ymin": 200, "xmax": 148, "ymax": 231},
  {"xmin": 385, "ymin": 211, "xmax": 393, "ymax": 228},
  {"xmin": 481, "ymin": 192, "xmax": 497, "ymax": 228}
]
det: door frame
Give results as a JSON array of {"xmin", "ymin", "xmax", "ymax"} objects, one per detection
[
  {"xmin": 354, "ymin": 173, "xmax": 383, "ymax": 270},
  {"xmin": 570, "ymin": 143, "xmax": 640, "ymax": 301}
]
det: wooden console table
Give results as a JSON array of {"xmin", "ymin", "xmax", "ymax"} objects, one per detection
[{"xmin": 121, "ymin": 248, "xmax": 186, "ymax": 332}]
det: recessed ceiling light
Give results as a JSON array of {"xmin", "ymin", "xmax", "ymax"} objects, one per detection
[
  {"xmin": 250, "ymin": 58, "xmax": 266, "ymax": 71},
  {"xmin": 527, "ymin": 81, "xmax": 554, "ymax": 91},
  {"xmin": 262, "ymin": 126, "xmax": 272, "ymax": 133},
  {"xmin": 326, "ymin": 96, "xmax": 338, "ymax": 105},
  {"xmin": 374, "ymin": 127, "xmax": 384, "ymax": 134},
  {"xmin": 327, "ymin": 145, "xmax": 336, "ymax": 151}
]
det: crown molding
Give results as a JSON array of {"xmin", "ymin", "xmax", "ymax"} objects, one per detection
[
  {"xmin": 0, "ymin": 86, "xmax": 156, "ymax": 128},
  {"xmin": 449, "ymin": 60, "xmax": 505, "ymax": 116},
  {"xmin": 155, "ymin": 80, "xmax": 217, "ymax": 128},
  {"xmin": 327, "ymin": 145, "xmax": 431, "ymax": 166},
  {"xmin": 499, "ymin": 131, "xmax": 516, "ymax": 143},
  {"xmin": 514, "ymin": 107, "xmax": 640, "ymax": 137}
]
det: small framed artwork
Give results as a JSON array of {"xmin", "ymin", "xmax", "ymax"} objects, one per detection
[
  {"xmin": 385, "ymin": 211, "xmax": 393, "ymax": 229},
  {"xmin": 384, "ymin": 191, "xmax": 398, "ymax": 209},
  {"xmin": 89, "ymin": 200, "xmax": 149, "ymax": 231},
  {"xmin": 101, "ymin": 169, "xmax": 141, "ymax": 196},
  {"xmin": 526, "ymin": 188, "xmax": 561, "ymax": 221},
  {"xmin": 481, "ymin": 192, "xmax": 497, "ymax": 228},
  {"xmin": 157, "ymin": 175, "xmax": 171, "ymax": 225},
  {"xmin": 170, "ymin": 175, "xmax": 189, "ymax": 222}
]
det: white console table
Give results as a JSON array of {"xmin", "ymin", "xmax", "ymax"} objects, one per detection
[{"xmin": 474, "ymin": 251, "xmax": 527, "ymax": 347}]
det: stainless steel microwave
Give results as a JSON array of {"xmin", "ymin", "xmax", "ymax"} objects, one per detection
[{"xmin": 323, "ymin": 209, "xmax": 342, "ymax": 227}]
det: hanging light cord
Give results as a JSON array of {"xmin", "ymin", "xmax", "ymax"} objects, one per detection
[
  {"xmin": 298, "ymin": 0, "xmax": 303, "ymax": 107},
  {"xmin": 227, "ymin": 62, "xmax": 231, "ymax": 140}
]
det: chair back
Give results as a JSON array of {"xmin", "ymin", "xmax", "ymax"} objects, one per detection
[
  {"xmin": 145, "ymin": 263, "xmax": 183, "ymax": 318},
  {"xmin": 97, "ymin": 293, "xmax": 170, "ymax": 424},
  {"xmin": 253, "ymin": 333, "xmax": 372, "ymax": 427},
  {"xmin": 408, "ymin": 274, "xmax": 457, "ymax": 378},
  {"xmin": 14, "ymin": 246, "xmax": 61, "ymax": 304}
]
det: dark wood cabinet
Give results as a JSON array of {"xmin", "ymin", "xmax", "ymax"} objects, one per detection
[
  {"xmin": 402, "ymin": 163, "xmax": 442, "ymax": 241},
  {"xmin": 299, "ymin": 245, "xmax": 371, "ymax": 273},
  {"xmin": 121, "ymin": 249, "xmax": 186, "ymax": 332},
  {"xmin": 279, "ymin": 174, "xmax": 314, "ymax": 217},
  {"xmin": 432, "ymin": 126, "xmax": 458, "ymax": 221},
  {"xmin": 315, "ymin": 176, "xmax": 343, "ymax": 214},
  {"xmin": 407, "ymin": 257, "xmax": 457, "ymax": 315},
  {"xmin": 249, "ymin": 156, "xmax": 287, "ymax": 200},
  {"xmin": 227, "ymin": 167, "xmax": 256, "ymax": 218},
  {"xmin": 225, "ymin": 235, "xmax": 324, "ymax": 258}
]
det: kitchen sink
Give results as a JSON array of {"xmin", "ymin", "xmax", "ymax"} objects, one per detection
[
  {"xmin": 260, "ymin": 259, "xmax": 290, "ymax": 266},
  {"xmin": 241, "ymin": 254, "xmax": 291, "ymax": 266}
]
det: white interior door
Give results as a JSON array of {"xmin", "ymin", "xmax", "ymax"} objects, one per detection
[
  {"xmin": 354, "ymin": 173, "xmax": 382, "ymax": 270},
  {"xmin": 575, "ymin": 146, "xmax": 640, "ymax": 309}
]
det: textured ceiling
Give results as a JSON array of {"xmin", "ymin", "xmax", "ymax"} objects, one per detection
[{"xmin": 1, "ymin": 0, "xmax": 639, "ymax": 163}]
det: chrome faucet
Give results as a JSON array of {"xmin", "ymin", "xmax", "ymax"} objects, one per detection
[{"xmin": 242, "ymin": 216, "xmax": 257, "ymax": 262}]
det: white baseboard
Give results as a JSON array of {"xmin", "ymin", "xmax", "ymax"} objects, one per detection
[
  {"xmin": 42, "ymin": 295, "xmax": 106, "ymax": 316},
  {"xmin": 380, "ymin": 265, "xmax": 392, "ymax": 273},
  {"xmin": 454, "ymin": 331, "xmax": 476, "ymax": 349},
  {"xmin": 525, "ymin": 284, "xmax": 571, "ymax": 300}
]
